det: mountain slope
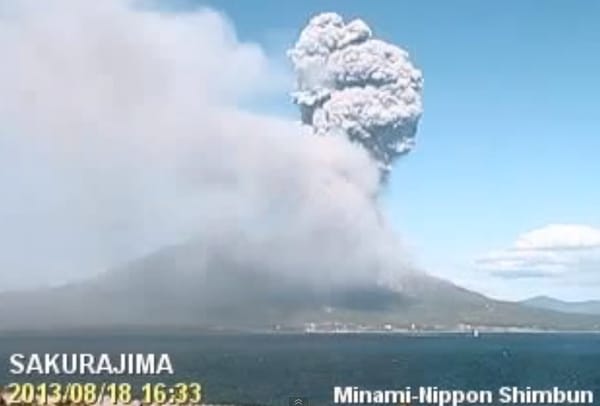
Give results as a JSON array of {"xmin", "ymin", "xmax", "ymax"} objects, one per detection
[
  {"xmin": 1, "ymin": 242, "xmax": 600, "ymax": 332},
  {"xmin": 522, "ymin": 296, "xmax": 600, "ymax": 315}
]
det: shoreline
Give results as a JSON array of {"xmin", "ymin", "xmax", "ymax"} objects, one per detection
[{"xmin": 1, "ymin": 327, "xmax": 600, "ymax": 337}]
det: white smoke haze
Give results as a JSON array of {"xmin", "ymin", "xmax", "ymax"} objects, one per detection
[
  {"xmin": 0, "ymin": 1, "xmax": 417, "ymax": 294},
  {"xmin": 288, "ymin": 12, "xmax": 423, "ymax": 178}
]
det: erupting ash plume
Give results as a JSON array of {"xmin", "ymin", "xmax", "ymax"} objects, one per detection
[
  {"xmin": 289, "ymin": 13, "xmax": 423, "ymax": 178},
  {"xmin": 0, "ymin": 1, "xmax": 420, "ymax": 297}
]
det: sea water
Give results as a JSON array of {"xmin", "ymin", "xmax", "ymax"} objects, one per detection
[{"xmin": 1, "ymin": 332, "xmax": 599, "ymax": 405}]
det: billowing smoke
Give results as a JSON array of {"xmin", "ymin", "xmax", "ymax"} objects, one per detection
[
  {"xmin": 0, "ymin": 0, "xmax": 416, "ymax": 300},
  {"xmin": 289, "ymin": 13, "xmax": 423, "ymax": 178}
]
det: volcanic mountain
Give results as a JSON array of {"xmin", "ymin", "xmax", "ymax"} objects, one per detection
[{"xmin": 1, "ymin": 241, "xmax": 600, "ymax": 332}]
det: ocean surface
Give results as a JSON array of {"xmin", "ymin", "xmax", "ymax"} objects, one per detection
[{"xmin": 1, "ymin": 333, "xmax": 599, "ymax": 405}]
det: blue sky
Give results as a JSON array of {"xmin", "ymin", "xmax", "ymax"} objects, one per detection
[{"xmin": 187, "ymin": 0, "xmax": 600, "ymax": 300}]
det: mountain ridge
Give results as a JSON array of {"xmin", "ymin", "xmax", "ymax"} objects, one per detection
[{"xmin": 522, "ymin": 296, "xmax": 600, "ymax": 316}]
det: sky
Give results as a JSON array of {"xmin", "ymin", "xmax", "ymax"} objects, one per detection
[
  {"xmin": 1, "ymin": 0, "xmax": 598, "ymax": 302},
  {"xmin": 186, "ymin": 0, "xmax": 600, "ymax": 301}
]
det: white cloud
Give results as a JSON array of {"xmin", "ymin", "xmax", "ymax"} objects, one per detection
[
  {"xmin": 514, "ymin": 224, "xmax": 600, "ymax": 251},
  {"xmin": 476, "ymin": 224, "xmax": 600, "ymax": 279}
]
